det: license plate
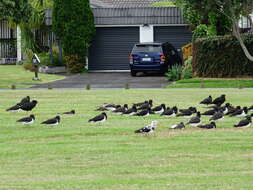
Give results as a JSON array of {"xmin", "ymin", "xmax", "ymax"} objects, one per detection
[{"xmin": 142, "ymin": 58, "xmax": 151, "ymax": 62}]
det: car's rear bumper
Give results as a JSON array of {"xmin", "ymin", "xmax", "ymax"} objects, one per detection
[{"xmin": 130, "ymin": 64, "xmax": 168, "ymax": 72}]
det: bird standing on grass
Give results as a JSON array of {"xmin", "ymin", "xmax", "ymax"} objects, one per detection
[
  {"xmin": 197, "ymin": 122, "xmax": 216, "ymax": 129},
  {"xmin": 20, "ymin": 100, "xmax": 38, "ymax": 112},
  {"xmin": 170, "ymin": 122, "xmax": 185, "ymax": 129},
  {"xmin": 41, "ymin": 116, "xmax": 60, "ymax": 126},
  {"xmin": 61, "ymin": 110, "xmax": 75, "ymax": 115},
  {"xmin": 88, "ymin": 112, "xmax": 107, "ymax": 123},
  {"xmin": 16, "ymin": 114, "xmax": 35, "ymax": 125},
  {"xmin": 123, "ymin": 105, "xmax": 137, "ymax": 116},
  {"xmin": 135, "ymin": 120, "xmax": 158, "ymax": 134},
  {"xmin": 234, "ymin": 116, "xmax": 252, "ymax": 128},
  {"xmin": 161, "ymin": 106, "xmax": 178, "ymax": 117},
  {"xmin": 210, "ymin": 111, "xmax": 224, "ymax": 121},
  {"xmin": 151, "ymin": 104, "xmax": 166, "ymax": 114},
  {"xmin": 186, "ymin": 112, "xmax": 201, "ymax": 127},
  {"xmin": 200, "ymin": 95, "xmax": 212, "ymax": 105},
  {"xmin": 211, "ymin": 94, "xmax": 226, "ymax": 106}
]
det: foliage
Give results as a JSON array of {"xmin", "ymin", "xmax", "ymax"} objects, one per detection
[
  {"xmin": 165, "ymin": 65, "xmax": 182, "ymax": 81},
  {"xmin": 192, "ymin": 34, "xmax": 253, "ymax": 77},
  {"xmin": 64, "ymin": 55, "xmax": 85, "ymax": 73},
  {"xmin": 182, "ymin": 56, "xmax": 193, "ymax": 79},
  {"xmin": 175, "ymin": 0, "xmax": 253, "ymax": 35},
  {"xmin": 53, "ymin": 0, "xmax": 95, "ymax": 73},
  {"xmin": 193, "ymin": 24, "xmax": 212, "ymax": 39}
]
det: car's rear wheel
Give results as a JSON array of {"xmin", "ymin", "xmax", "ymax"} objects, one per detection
[{"xmin": 131, "ymin": 70, "xmax": 137, "ymax": 77}]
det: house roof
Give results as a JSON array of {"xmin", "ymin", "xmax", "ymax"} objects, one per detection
[
  {"xmin": 93, "ymin": 7, "xmax": 186, "ymax": 25},
  {"xmin": 90, "ymin": 0, "xmax": 175, "ymax": 8}
]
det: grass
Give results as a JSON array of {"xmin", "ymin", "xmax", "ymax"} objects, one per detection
[
  {"xmin": 0, "ymin": 65, "xmax": 65, "ymax": 88},
  {"xmin": 167, "ymin": 78, "xmax": 253, "ymax": 88},
  {"xmin": 0, "ymin": 89, "xmax": 253, "ymax": 190}
]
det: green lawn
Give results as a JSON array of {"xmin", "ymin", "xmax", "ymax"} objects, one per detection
[
  {"xmin": 167, "ymin": 78, "xmax": 253, "ymax": 88},
  {"xmin": 0, "ymin": 89, "xmax": 253, "ymax": 190},
  {"xmin": 0, "ymin": 65, "xmax": 65, "ymax": 88}
]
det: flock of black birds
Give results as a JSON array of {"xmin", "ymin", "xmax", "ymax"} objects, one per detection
[
  {"xmin": 5, "ymin": 94, "xmax": 253, "ymax": 134},
  {"xmin": 93, "ymin": 94, "xmax": 253, "ymax": 134}
]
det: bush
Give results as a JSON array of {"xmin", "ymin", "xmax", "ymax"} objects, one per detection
[
  {"xmin": 53, "ymin": 0, "xmax": 95, "ymax": 73},
  {"xmin": 165, "ymin": 65, "xmax": 182, "ymax": 81},
  {"xmin": 65, "ymin": 55, "xmax": 85, "ymax": 73},
  {"xmin": 182, "ymin": 56, "xmax": 193, "ymax": 79},
  {"xmin": 192, "ymin": 34, "xmax": 253, "ymax": 77},
  {"xmin": 193, "ymin": 24, "xmax": 216, "ymax": 39}
]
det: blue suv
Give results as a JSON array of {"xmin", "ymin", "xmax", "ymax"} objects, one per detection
[{"xmin": 129, "ymin": 42, "xmax": 182, "ymax": 76}]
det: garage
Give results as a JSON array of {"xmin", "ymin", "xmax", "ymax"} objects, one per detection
[
  {"xmin": 154, "ymin": 26, "xmax": 192, "ymax": 50},
  {"xmin": 89, "ymin": 27, "xmax": 139, "ymax": 71},
  {"xmin": 88, "ymin": 7, "xmax": 192, "ymax": 71}
]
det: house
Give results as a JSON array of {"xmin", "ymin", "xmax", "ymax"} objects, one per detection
[{"xmin": 2, "ymin": 0, "xmax": 193, "ymax": 70}]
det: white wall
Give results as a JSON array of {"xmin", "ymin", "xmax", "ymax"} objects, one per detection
[
  {"xmin": 140, "ymin": 25, "xmax": 154, "ymax": 43},
  {"xmin": 17, "ymin": 26, "xmax": 22, "ymax": 62}
]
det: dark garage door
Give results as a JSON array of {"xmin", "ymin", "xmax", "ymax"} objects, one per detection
[
  {"xmin": 154, "ymin": 26, "xmax": 192, "ymax": 50},
  {"xmin": 89, "ymin": 27, "xmax": 139, "ymax": 70}
]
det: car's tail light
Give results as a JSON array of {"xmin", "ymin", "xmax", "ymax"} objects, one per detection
[
  {"xmin": 129, "ymin": 54, "xmax": 133, "ymax": 64},
  {"xmin": 160, "ymin": 54, "xmax": 165, "ymax": 62}
]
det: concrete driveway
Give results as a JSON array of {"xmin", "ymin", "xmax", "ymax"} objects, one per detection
[{"xmin": 31, "ymin": 72, "xmax": 168, "ymax": 89}]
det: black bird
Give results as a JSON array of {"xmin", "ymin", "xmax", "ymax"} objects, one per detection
[
  {"xmin": 161, "ymin": 106, "xmax": 178, "ymax": 117},
  {"xmin": 177, "ymin": 107, "xmax": 197, "ymax": 118},
  {"xmin": 248, "ymin": 105, "xmax": 253, "ymax": 112},
  {"xmin": 134, "ymin": 108, "xmax": 151, "ymax": 117},
  {"xmin": 123, "ymin": 105, "xmax": 137, "ymax": 116},
  {"xmin": 6, "ymin": 104, "xmax": 21, "ymax": 112},
  {"xmin": 113, "ymin": 104, "xmax": 128, "ymax": 114},
  {"xmin": 151, "ymin": 104, "xmax": 166, "ymax": 114},
  {"xmin": 234, "ymin": 116, "xmax": 251, "ymax": 128},
  {"xmin": 137, "ymin": 100, "xmax": 153, "ymax": 110},
  {"xmin": 210, "ymin": 111, "xmax": 224, "ymax": 121},
  {"xmin": 134, "ymin": 100, "xmax": 151, "ymax": 107},
  {"xmin": 96, "ymin": 103, "xmax": 116, "ymax": 111},
  {"xmin": 20, "ymin": 100, "xmax": 38, "ymax": 112},
  {"xmin": 186, "ymin": 112, "xmax": 201, "ymax": 127},
  {"xmin": 19, "ymin": 96, "xmax": 30, "ymax": 105},
  {"xmin": 6, "ymin": 96, "xmax": 31, "ymax": 112},
  {"xmin": 105, "ymin": 104, "xmax": 121, "ymax": 111},
  {"xmin": 88, "ymin": 112, "xmax": 107, "ymax": 123},
  {"xmin": 200, "ymin": 95, "xmax": 212, "ymax": 105},
  {"xmin": 16, "ymin": 114, "xmax": 35, "ymax": 125},
  {"xmin": 62, "ymin": 110, "xmax": 75, "ymax": 115},
  {"xmin": 135, "ymin": 121, "xmax": 158, "ymax": 134},
  {"xmin": 170, "ymin": 122, "xmax": 185, "ymax": 129},
  {"xmin": 179, "ymin": 107, "xmax": 197, "ymax": 114},
  {"xmin": 220, "ymin": 103, "xmax": 233, "ymax": 115},
  {"xmin": 41, "ymin": 116, "xmax": 60, "ymax": 126},
  {"xmin": 225, "ymin": 106, "xmax": 240, "ymax": 115},
  {"xmin": 201, "ymin": 108, "xmax": 218, "ymax": 116},
  {"xmin": 212, "ymin": 94, "xmax": 226, "ymax": 106},
  {"xmin": 198, "ymin": 122, "xmax": 216, "ymax": 129},
  {"xmin": 229, "ymin": 107, "xmax": 247, "ymax": 117}
]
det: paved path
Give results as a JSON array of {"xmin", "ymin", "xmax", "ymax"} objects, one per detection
[{"xmin": 31, "ymin": 72, "xmax": 168, "ymax": 89}]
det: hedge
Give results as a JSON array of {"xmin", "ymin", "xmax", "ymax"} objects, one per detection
[{"xmin": 192, "ymin": 34, "xmax": 253, "ymax": 77}]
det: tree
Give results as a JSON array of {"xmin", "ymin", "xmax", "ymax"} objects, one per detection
[
  {"xmin": 53, "ymin": 0, "xmax": 95, "ymax": 73},
  {"xmin": 176, "ymin": 0, "xmax": 253, "ymax": 61}
]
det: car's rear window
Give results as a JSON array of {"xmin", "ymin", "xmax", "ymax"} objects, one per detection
[{"xmin": 132, "ymin": 44, "xmax": 162, "ymax": 53}]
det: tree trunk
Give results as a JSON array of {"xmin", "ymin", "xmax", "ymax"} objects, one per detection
[{"xmin": 232, "ymin": 20, "xmax": 253, "ymax": 62}]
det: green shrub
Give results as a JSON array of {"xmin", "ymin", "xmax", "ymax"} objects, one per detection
[
  {"xmin": 192, "ymin": 34, "xmax": 253, "ymax": 77},
  {"xmin": 193, "ymin": 24, "xmax": 216, "ymax": 39},
  {"xmin": 65, "ymin": 55, "xmax": 85, "ymax": 73},
  {"xmin": 182, "ymin": 56, "xmax": 193, "ymax": 79},
  {"xmin": 165, "ymin": 65, "xmax": 182, "ymax": 81},
  {"xmin": 53, "ymin": 0, "xmax": 95, "ymax": 73}
]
